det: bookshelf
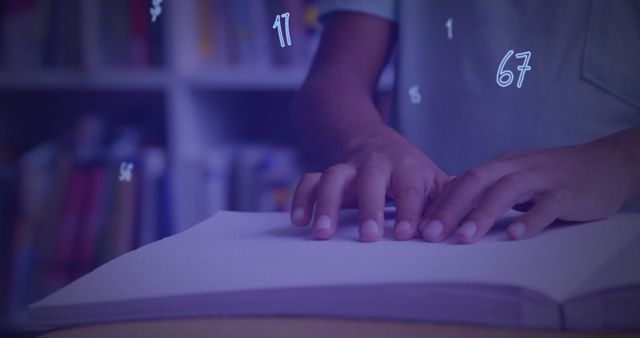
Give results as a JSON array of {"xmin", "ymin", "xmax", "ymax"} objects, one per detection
[{"xmin": 0, "ymin": 0, "xmax": 394, "ymax": 328}]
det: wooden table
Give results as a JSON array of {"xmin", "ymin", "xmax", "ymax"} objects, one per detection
[{"xmin": 40, "ymin": 317, "xmax": 640, "ymax": 338}]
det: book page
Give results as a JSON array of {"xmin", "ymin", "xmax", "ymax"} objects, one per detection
[{"xmin": 31, "ymin": 210, "xmax": 640, "ymax": 315}]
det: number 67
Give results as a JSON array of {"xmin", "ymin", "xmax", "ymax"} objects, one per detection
[{"xmin": 496, "ymin": 50, "xmax": 532, "ymax": 88}]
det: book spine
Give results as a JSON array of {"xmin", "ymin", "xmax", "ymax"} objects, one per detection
[
  {"xmin": 3, "ymin": 0, "xmax": 37, "ymax": 68},
  {"xmin": 32, "ymin": 150, "xmax": 71, "ymax": 302},
  {"xmin": 0, "ymin": 0, "xmax": 6, "ymax": 66},
  {"xmin": 157, "ymin": 170, "xmax": 173, "ymax": 238},
  {"xmin": 94, "ymin": 165, "xmax": 117, "ymax": 266},
  {"xmin": 148, "ymin": 0, "xmax": 165, "ymax": 66},
  {"xmin": 302, "ymin": 0, "xmax": 321, "ymax": 62},
  {"xmin": 130, "ymin": 0, "xmax": 150, "ymax": 67},
  {"xmin": 197, "ymin": 0, "xmax": 213, "ymax": 60},
  {"xmin": 71, "ymin": 166, "xmax": 106, "ymax": 281},
  {"xmin": 211, "ymin": 0, "xmax": 230, "ymax": 65},
  {"xmin": 50, "ymin": 0, "xmax": 64, "ymax": 67},
  {"xmin": 0, "ymin": 167, "xmax": 19, "ymax": 317},
  {"xmin": 247, "ymin": 0, "xmax": 269, "ymax": 68},
  {"xmin": 110, "ymin": 0, "xmax": 131, "ymax": 66},
  {"xmin": 40, "ymin": 0, "xmax": 54, "ymax": 67},
  {"xmin": 6, "ymin": 222, "xmax": 35, "ymax": 323},
  {"xmin": 47, "ymin": 167, "xmax": 86, "ymax": 290},
  {"xmin": 204, "ymin": 146, "xmax": 233, "ymax": 216},
  {"xmin": 63, "ymin": 0, "xmax": 81, "ymax": 67},
  {"xmin": 110, "ymin": 163, "xmax": 138, "ymax": 257},
  {"xmin": 138, "ymin": 148, "xmax": 165, "ymax": 246}
]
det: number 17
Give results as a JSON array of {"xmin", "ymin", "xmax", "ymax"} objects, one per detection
[{"xmin": 273, "ymin": 12, "xmax": 291, "ymax": 48}]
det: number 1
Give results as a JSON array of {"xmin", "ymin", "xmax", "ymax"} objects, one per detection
[
  {"xmin": 273, "ymin": 15, "xmax": 284, "ymax": 47},
  {"xmin": 445, "ymin": 18, "xmax": 452, "ymax": 40},
  {"xmin": 281, "ymin": 12, "xmax": 291, "ymax": 46}
]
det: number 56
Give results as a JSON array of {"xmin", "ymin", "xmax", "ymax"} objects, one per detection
[{"xmin": 496, "ymin": 50, "xmax": 532, "ymax": 88}]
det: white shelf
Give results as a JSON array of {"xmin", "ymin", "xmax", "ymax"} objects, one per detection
[
  {"xmin": 188, "ymin": 66, "xmax": 308, "ymax": 90},
  {"xmin": 189, "ymin": 65, "xmax": 394, "ymax": 90},
  {"xmin": 0, "ymin": 69, "xmax": 170, "ymax": 90},
  {"xmin": 0, "ymin": 67, "xmax": 394, "ymax": 91}
]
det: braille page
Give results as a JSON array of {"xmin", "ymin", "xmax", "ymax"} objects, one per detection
[{"xmin": 30, "ymin": 211, "xmax": 640, "ymax": 326}]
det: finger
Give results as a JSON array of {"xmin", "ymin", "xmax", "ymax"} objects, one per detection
[
  {"xmin": 313, "ymin": 164, "xmax": 356, "ymax": 240},
  {"xmin": 422, "ymin": 169, "xmax": 495, "ymax": 242},
  {"xmin": 357, "ymin": 164, "xmax": 390, "ymax": 242},
  {"xmin": 290, "ymin": 173, "xmax": 321, "ymax": 226},
  {"xmin": 457, "ymin": 171, "xmax": 542, "ymax": 244},
  {"xmin": 422, "ymin": 175, "xmax": 459, "ymax": 219},
  {"xmin": 507, "ymin": 189, "xmax": 568, "ymax": 240},
  {"xmin": 391, "ymin": 170, "xmax": 426, "ymax": 240},
  {"xmin": 422, "ymin": 173, "xmax": 451, "ymax": 210},
  {"xmin": 418, "ymin": 176, "xmax": 457, "ymax": 240},
  {"xmin": 422, "ymin": 165, "xmax": 514, "ymax": 242}
]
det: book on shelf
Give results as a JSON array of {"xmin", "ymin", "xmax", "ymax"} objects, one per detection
[
  {"xmin": 138, "ymin": 148, "xmax": 164, "ymax": 246},
  {"xmin": 197, "ymin": 0, "xmax": 321, "ymax": 69},
  {"xmin": 28, "ymin": 210, "xmax": 640, "ymax": 330},
  {"xmin": 1, "ymin": 116, "xmax": 173, "ymax": 323},
  {"xmin": 5, "ymin": 142, "xmax": 61, "ymax": 324},
  {"xmin": 98, "ymin": 0, "xmax": 165, "ymax": 68},
  {"xmin": 203, "ymin": 146, "xmax": 233, "ymax": 217},
  {"xmin": 105, "ymin": 128, "xmax": 140, "ymax": 260},
  {"xmin": 184, "ymin": 144, "xmax": 301, "ymax": 228},
  {"xmin": 0, "ymin": 165, "xmax": 19, "ymax": 320},
  {"xmin": 0, "ymin": 0, "xmax": 81, "ymax": 69},
  {"xmin": 232, "ymin": 144, "xmax": 300, "ymax": 212}
]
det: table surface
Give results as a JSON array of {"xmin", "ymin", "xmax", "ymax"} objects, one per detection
[{"xmin": 39, "ymin": 317, "xmax": 640, "ymax": 338}]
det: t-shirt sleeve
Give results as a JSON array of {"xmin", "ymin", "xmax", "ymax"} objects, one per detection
[{"xmin": 318, "ymin": 0, "xmax": 397, "ymax": 23}]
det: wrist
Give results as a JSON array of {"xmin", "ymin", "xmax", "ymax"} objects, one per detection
[
  {"xmin": 596, "ymin": 127, "xmax": 640, "ymax": 198},
  {"xmin": 343, "ymin": 124, "xmax": 399, "ymax": 158}
]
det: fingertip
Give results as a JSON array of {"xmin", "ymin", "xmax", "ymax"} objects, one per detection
[
  {"xmin": 359, "ymin": 219, "xmax": 382, "ymax": 242},
  {"xmin": 507, "ymin": 222, "xmax": 526, "ymax": 240},
  {"xmin": 455, "ymin": 221, "xmax": 478, "ymax": 244},
  {"xmin": 394, "ymin": 220, "xmax": 413, "ymax": 240},
  {"xmin": 313, "ymin": 215, "xmax": 333, "ymax": 240},
  {"xmin": 420, "ymin": 219, "xmax": 444, "ymax": 242},
  {"xmin": 291, "ymin": 207, "xmax": 307, "ymax": 226}
]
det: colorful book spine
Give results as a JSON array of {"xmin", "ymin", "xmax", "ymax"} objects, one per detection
[
  {"xmin": 197, "ymin": 0, "xmax": 213, "ymax": 59},
  {"xmin": 138, "ymin": 148, "xmax": 164, "ymax": 246},
  {"xmin": 130, "ymin": 0, "xmax": 150, "ymax": 67},
  {"xmin": 47, "ymin": 167, "xmax": 87, "ymax": 290},
  {"xmin": 148, "ymin": 0, "xmax": 165, "ymax": 66},
  {"xmin": 156, "ymin": 170, "xmax": 174, "ymax": 239},
  {"xmin": 204, "ymin": 146, "xmax": 233, "ymax": 216},
  {"xmin": 71, "ymin": 166, "xmax": 106, "ymax": 281}
]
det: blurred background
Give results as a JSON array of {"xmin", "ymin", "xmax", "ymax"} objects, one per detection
[{"xmin": 0, "ymin": 0, "xmax": 394, "ymax": 333}]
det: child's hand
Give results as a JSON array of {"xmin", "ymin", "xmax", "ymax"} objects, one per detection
[
  {"xmin": 420, "ymin": 140, "xmax": 635, "ymax": 244},
  {"xmin": 291, "ymin": 127, "xmax": 448, "ymax": 242}
]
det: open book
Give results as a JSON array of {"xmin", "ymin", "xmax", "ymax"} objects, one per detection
[{"xmin": 29, "ymin": 210, "xmax": 640, "ymax": 330}]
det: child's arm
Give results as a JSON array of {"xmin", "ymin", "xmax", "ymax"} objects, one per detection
[
  {"xmin": 292, "ymin": 12, "xmax": 395, "ymax": 164},
  {"xmin": 290, "ymin": 12, "xmax": 448, "ymax": 242},
  {"xmin": 420, "ymin": 125, "xmax": 640, "ymax": 244}
]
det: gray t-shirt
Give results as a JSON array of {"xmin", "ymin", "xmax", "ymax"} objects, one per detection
[{"xmin": 319, "ymin": 0, "xmax": 640, "ymax": 175}]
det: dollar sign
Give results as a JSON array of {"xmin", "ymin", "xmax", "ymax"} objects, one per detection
[{"xmin": 150, "ymin": 0, "xmax": 163, "ymax": 22}]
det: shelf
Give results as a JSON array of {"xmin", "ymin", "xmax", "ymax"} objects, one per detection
[
  {"xmin": 188, "ymin": 66, "xmax": 308, "ymax": 90},
  {"xmin": 0, "ymin": 65, "xmax": 395, "ymax": 92},
  {"xmin": 187, "ymin": 65, "xmax": 394, "ymax": 91},
  {"xmin": 0, "ymin": 69, "xmax": 170, "ymax": 90}
]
